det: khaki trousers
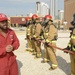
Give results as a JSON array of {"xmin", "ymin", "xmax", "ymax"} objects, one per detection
[
  {"xmin": 31, "ymin": 40, "xmax": 36, "ymax": 51},
  {"xmin": 44, "ymin": 44, "xmax": 50, "ymax": 60},
  {"xmin": 27, "ymin": 39, "xmax": 32, "ymax": 50},
  {"xmin": 34, "ymin": 40, "xmax": 41, "ymax": 54},
  {"xmin": 44, "ymin": 43, "xmax": 58, "ymax": 68}
]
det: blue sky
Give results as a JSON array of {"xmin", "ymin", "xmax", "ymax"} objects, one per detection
[{"xmin": 0, "ymin": 0, "xmax": 64, "ymax": 17}]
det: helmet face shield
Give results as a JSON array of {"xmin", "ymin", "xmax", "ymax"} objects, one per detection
[
  {"xmin": 32, "ymin": 17, "xmax": 39, "ymax": 24},
  {"xmin": 44, "ymin": 18, "xmax": 49, "ymax": 23},
  {"xmin": 32, "ymin": 19, "xmax": 36, "ymax": 24},
  {"xmin": 42, "ymin": 17, "xmax": 53, "ymax": 27},
  {"xmin": 41, "ymin": 15, "xmax": 53, "ymax": 26},
  {"xmin": 42, "ymin": 18, "xmax": 49, "ymax": 26}
]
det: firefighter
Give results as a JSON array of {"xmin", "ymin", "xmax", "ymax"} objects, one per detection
[
  {"xmin": 25, "ymin": 17, "xmax": 34, "ymax": 52},
  {"xmin": 31, "ymin": 14, "xmax": 42, "ymax": 58},
  {"xmin": 0, "ymin": 13, "xmax": 20, "ymax": 75},
  {"xmin": 64, "ymin": 29, "xmax": 75, "ymax": 75},
  {"xmin": 64, "ymin": 14, "xmax": 75, "ymax": 75},
  {"xmin": 30, "ymin": 15, "xmax": 36, "ymax": 55},
  {"xmin": 41, "ymin": 15, "xmax": 58, "ymax": 70}
]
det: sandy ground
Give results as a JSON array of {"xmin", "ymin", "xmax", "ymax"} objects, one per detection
[{"xmin": 13, "ymin": 28, "xmax": 71, "ymax": 75}]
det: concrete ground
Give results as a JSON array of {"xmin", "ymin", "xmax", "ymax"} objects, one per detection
[{"xmin": 13, "ymin": 28, "xmax": 71, "ymax": 75}]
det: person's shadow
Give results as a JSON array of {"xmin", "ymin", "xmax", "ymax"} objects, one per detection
[
  {"xmin": 40, "ymin": 44, "xmax": 71, "ymax": 75},
  {"xmin": 17, "ymin": 60, "xmax": 23, "ymax": 75},
  {"xmin": 57, "ymin": 56, "xmax": 71, "ymax": 75}
]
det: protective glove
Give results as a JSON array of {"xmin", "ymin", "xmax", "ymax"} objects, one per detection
[
  {"xmin": 39, "ymin": 38, "xmax": 44, "ymax": 40},
  {"xmin": 63, "ymin": 46, "xmax": 71, "ymax": 50},
  {"xmin": 45, "ymin": 42, "xmax": 49, "ymax": 47},
  {"xmin": 63, "ymin": 46, "xmax": 71, "ymax": 53},
  {"xmin": 27, "ymin": 35, "xmax": 29, "ymax": 39},
  {"xmin": 31, "ymin": 37, "xmax": 36, "ymax": 41}
]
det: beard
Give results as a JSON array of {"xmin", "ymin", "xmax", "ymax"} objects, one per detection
[{"xmin": 0, "ymin": 25, "xmax": 8, "ymax": 31}]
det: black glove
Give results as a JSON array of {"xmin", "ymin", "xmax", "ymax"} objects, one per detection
[
  {"xmin": 31, "ymin": 37, "xmax": 36, "ymax": 41},
  {"xmin": 63, "ymin": 46, "xmax": 71, "ymax": 53},
  {"xmin": 39, "ymin": 38, "xmax": 43, "ymax": 40},
  {"xmin": 63, "ymin": 46, "xmax": 71, "ymax": 50},
  {"xmin": 27, "ymin": 35, "xmax": 29, "ymax": 39},
  {"xmin": 45, "ymin": 42, "xmax": 49, "ymax": 47}
]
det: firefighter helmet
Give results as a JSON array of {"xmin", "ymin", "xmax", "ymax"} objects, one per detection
[
  {"xmin": 25, "ymin": 17, "xmax": 32, "ymax": 26},
  {"xmin": 0, "ymin": 13, "xmax": 8, "ymax": 22},
  {"xmin": 26, "ymin": 17, "xmax": 31, "ymax": 21},
  {"xmin": 44, "ymin": 15, "xmax": 52, "ymax": 20},
  {"xmin": 42, "ymin": 15, "xmax": 53, "ymax": 26},
  {"xmin": 32, "ymin": 14, "xmax": 38, "ymax": 19}
]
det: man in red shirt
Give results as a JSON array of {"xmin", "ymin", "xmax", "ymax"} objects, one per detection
[{"xmin": 0, "ymin": 13, "xmax": 20, "ymax": 75}]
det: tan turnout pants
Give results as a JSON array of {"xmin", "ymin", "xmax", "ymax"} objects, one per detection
[
  {"xmin": 70, "ymin": 54, "xmax": 75, "ymax": 75},
  {"xmin": 44, "ymin": 43, "xmax": 58, "ymax": 68}
]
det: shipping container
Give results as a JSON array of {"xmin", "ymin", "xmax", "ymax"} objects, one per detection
[
  {"xmin": 10, "ymin": 16, "xmax": 46, "ymax": 27},
  {"xmin": 10, "ymin": 16, "xmax": 26, "ymax": 27}
]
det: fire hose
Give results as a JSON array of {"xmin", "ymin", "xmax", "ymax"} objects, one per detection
[
  {"xmin": 25, "ymin": 37, "xmax": 75, "ymax": 55},
  {"xmin": 38, "ymin": 39, "xmax": 75, "ymax": 55}
]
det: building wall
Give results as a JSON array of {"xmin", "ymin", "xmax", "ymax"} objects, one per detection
[{"xmin": 64, "ymin": 0, "xmax": 75, "ymax": 28}]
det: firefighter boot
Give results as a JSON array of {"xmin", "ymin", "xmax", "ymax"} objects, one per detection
[
  {"xmin": 30, "ymin": 49, "xmax": 34, "ymax": 52},
  {"xmin": 32, "ymin": 51, "xmax": 37, "ymax": 55},
  {"xmin": 49, "ymin": 64, "xmax": 58, "ymax": 70},
  {"xmin": 49, "ymin": 67, "xmax": 57, "ymax": 70},
  {"xmin": 41, "ymin": 58, "xmax": 50, "ymax": 63},
  {"xmin": 36, "ymin": 53, "xmax": 42, "ymax": 58}
]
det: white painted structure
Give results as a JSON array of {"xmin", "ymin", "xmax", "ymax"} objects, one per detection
[{"xmin": 36, "ymin": 2, "xmax": 49, "ymax": 17}]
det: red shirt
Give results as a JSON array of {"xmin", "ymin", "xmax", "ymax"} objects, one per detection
[
  {"xmin": 0, "ymin": 28, "xmax": 20, "ymax": 58},
  {"xmin": 0, "ymin": 28, "xmax": 20, "ymax": 66}
]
